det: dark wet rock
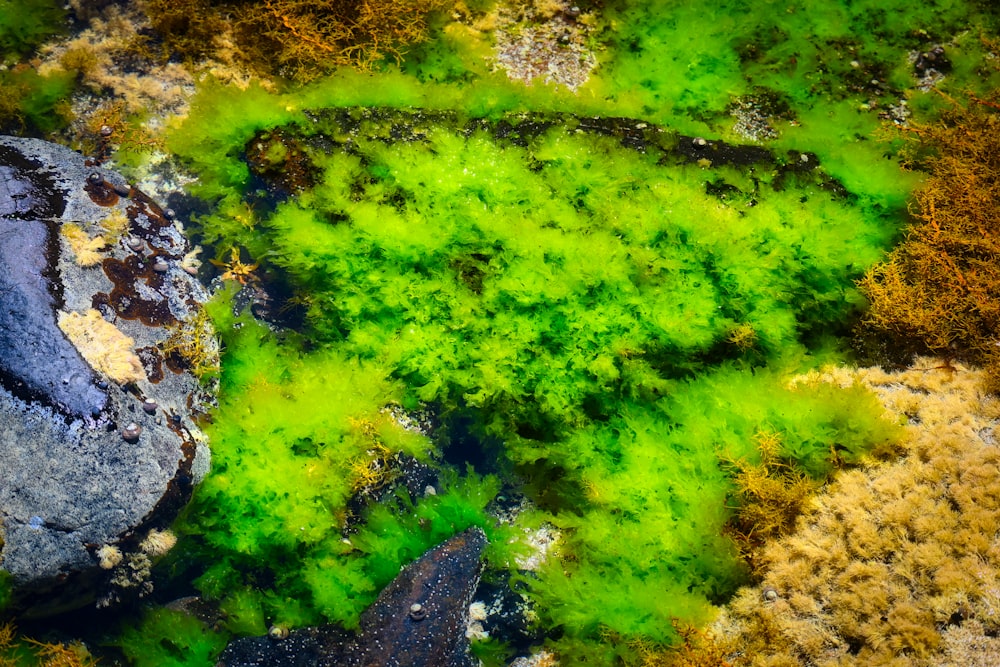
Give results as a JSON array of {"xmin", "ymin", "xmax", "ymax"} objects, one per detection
[
  {"xmin": 469, "ymin": 575, "xmax": 544, "ymax": 657},
  {"xmin": 0, "ymin": 147, "xmax": 107, "ymax": 418},
  {"xmin": 218, "ymin": 527, "xmax": 488, "ymax": 667},
  {"xmin": 914, "ymin": 45, "xmax": 951, "ymax": 78},
  {"xmin": 0, "ymin": 136, "xmax": 215, "ymax": 617},
  {"xmin": 676, "ymin": 134, "xmax": 773, "ymax": 167},
  {"xmin": 217, "ymin": 625, "xmax": 353, "ymax": 667},
  {"xmin": 244, "ymin": 108, "xmax": 844, "ymax": 214}
]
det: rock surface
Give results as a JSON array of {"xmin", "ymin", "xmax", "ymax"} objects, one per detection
[
  {"xmin": 0, "ymin": 136, "xmax": 215, "ymax": 617},
  {"xmin": 218, "ymin": 527, "xmax": 488, "ymax": 667}
]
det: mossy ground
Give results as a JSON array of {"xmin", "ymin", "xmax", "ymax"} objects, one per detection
[{"xmin": 4, "ymin": 1, "xmax": 1000, "ymax": 665}]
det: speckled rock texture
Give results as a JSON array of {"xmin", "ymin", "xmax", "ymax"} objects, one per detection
[
  {"xmin": 0, "ymin": 135, "xmax": 215, "ymax": 617},
  {"xmin": 218, "ymin": 527, "xmax": 487, "ymax": 667}
]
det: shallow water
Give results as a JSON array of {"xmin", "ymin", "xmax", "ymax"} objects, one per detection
[{"xmin": 3, "ymin": 1, "xmax": 1000, "ymax": 665}]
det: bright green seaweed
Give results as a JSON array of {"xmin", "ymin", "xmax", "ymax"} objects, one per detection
[
  {"xmin": 162, "ymin": 106, "xmax": 905, "ymax": 662},
  {"xmin": 113, "ymin": 0, "xmax": 1000, "ymax": 664}
]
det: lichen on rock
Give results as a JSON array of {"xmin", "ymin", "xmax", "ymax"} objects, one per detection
[
  {"xmin": 57, "ymin": 309, "xmax": 146, "ymax": 384},
  {"xmin": 60, "ymin": 223, "xmax": 107, "ymax": 266}
]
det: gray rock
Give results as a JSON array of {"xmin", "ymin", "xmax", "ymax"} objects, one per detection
[{"xmin": 0, "ymin": 136, "xmax": 215, "ymax": 617}]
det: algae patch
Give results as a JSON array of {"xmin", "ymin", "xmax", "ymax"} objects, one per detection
[{"xmin": 163, "ymin": 103, "xmax": 906, "ymax": 659}]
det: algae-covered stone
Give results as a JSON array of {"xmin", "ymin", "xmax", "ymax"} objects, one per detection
[
  {"xmin": 0, "ymin": 135, "xmax": 215, "ymax": 617},
  {"xmin": 218, "ymin": 527, "xmax": 488, "ymax": 667}
]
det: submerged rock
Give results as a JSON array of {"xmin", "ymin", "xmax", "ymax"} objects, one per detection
[
  {"xmin": 218, "ymin": 527, "xmax": 488, "ymax": 667},
  {"xmin": 0, "ymin": 136, "xmax": 215, "ymax": 617}
]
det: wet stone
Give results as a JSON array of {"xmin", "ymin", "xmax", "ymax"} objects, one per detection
[
  {"xmin": 218, "ymin": 527, "xmax": 488, "ymax": 667},
  {"xmin": 0, "ymin": 136, "xmax": 216, "ymax": 617}
]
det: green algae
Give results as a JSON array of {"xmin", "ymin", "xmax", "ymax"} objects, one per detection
[
  {"xmin": 161, "ymin": 101, "xmax": 906, "ymax": 660},
  {"xmin": 84, "ymin": 0, "xmax": 1000, "ymax": 664},
  {"xmin": 591, "ymin": 0, "xmax": 1000, "ymax": 125},
  {"xmin": 114, "ymin": 608, "xmax": 229, "ymax": 667},
  {"xmin": 0, "ymin": 0, "xmax": 64, "ymax": 61},
  {"xmin": 167, "ymin": 297, "xmax": 514, "ymax": 633},
  {"xmin": 0, "ymin": 0, "xmax": 73, "ymax": 135},
  {"xmin": 0, "ymin": 68, "xmax": 74, "ymax": 135},
  {"xmin": 175, "ymin": 107, "xmax": 900, "ymax": 422}
]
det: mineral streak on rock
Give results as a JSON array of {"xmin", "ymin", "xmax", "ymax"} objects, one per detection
[
  {"xmin": 0, "ymin": 135, "xmax": 215, "ymax": 617},
  {"xmin": 0, "ymin": 144, "xmax": 107, "ymax": 419},
  {"xmin": 218, "ymin": 527, "xmax": 488, "ymax": 667},
  {"xmin": 84, "ymin": 174, "xmax": 120, "ymax": 207}
]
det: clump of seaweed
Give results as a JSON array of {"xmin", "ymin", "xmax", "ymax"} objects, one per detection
[
  {"xmin": 858, "ymin": 89, "xmax": 1000, "ymax": 390},
  {"xmin": 81, "ymin": 99, "xmax": 166, "ymax": 164},
  {"xmin": 657, "ymin": 623, "xmax": 733, "ymax": 667},
  {"xmin": 141, "ymin": 0, "xmax": 227, "ymax": 62},
  {"xmin": 140, "ymin": 0, "xmax": 455, "ymax": 81},
  {"xmin": 60, "ymin": 224, "xmax": 107, "ymax": 267},
  {"xmin": 159, "ymin": 306, "xmax": 221, "ymax": 381},
  {"xmin": 34, "ymin": 2, "xmax": 194, "ymax": 150},
  {"xmin": 0, "ymin": 621, "xmax": 99, "ymax": 667},
  {"xmin": 721, "ymin": 428, "xmax": 820, "ymax": 575},
  {"xmin": 0, "ymin": 0, "xmax": 71, "ymax": 133},
  {"xmin": 210, "ymin": 247, "xmax": 260, "ymax": 286},
  {"xmin": 346, "ymin": 418, "xmax": 402, "ymax": 497},
  {"xmin": 696, "ymin": 360, "xmax": 1000, "ymax": 665}
]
